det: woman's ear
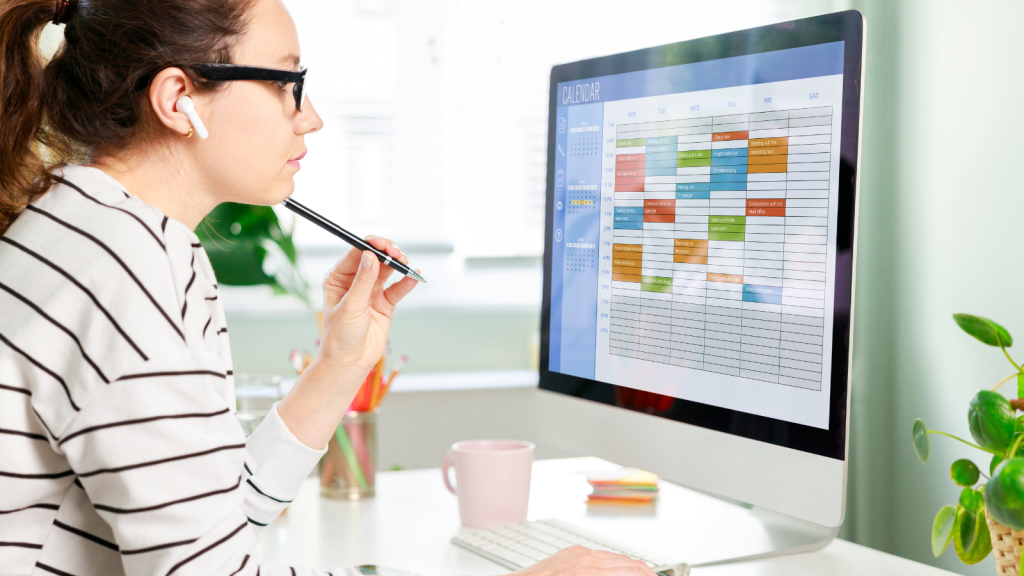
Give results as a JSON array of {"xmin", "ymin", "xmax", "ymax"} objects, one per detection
[{"xmin": 148, "ymin": 68, "xmax": 194, "ymax": 137}]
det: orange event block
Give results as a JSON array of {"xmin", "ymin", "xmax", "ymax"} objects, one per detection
[
  {"xmin": 617, "ymin": 154, "xmax": 645, "ymax": 164},
  {"xmin": 749, "ymin": 137, "xmax": 789, "ymax": 147},
  {"xmin": 712, "ymin": 131, "xmax": 748, "ymax": 141},
  {"xmin": 707, "ymin": 273, "xmax": 743, "ymax": 284},
  {"xmin": 675, "ymin": 239, "xmax": 708, "ymax": 248},
  {"xmin": 613, "ymin": 243, "xmax": 644, "ymax": 253},
  {"xmin": 613, "ymin": 273, "xmax": 641, "ymax": 283},
  {"xmin": 615, "ymin": 184, "xmax": 644, "ymax": 192},
  {"xmin": 748, "ymin": 163, "xmax": 787, "ymax": 173}
]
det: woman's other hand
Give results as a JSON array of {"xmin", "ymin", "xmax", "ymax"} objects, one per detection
[
  {"xmin": 317, "ymin": 235, "xmax": 418, "ymax": 374},
  {"xmin": 513, "ymin": 546, "xmax": 660, "ymax": 576}
]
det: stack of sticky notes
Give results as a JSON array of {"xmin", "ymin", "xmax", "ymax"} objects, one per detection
[{"xmin": 586, "ymin": 468, "xmax": 659, "ymax": 505}]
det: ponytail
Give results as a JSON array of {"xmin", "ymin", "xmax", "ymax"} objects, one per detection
[
  {"xmin": 0, "ymin": 0, "xmax": 256, "ymax": 236},
  {"xmin": 0, "ymin": 0, "xmax": 62, "ymax": 235}
]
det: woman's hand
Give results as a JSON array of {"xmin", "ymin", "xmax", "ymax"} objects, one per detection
[
  {"xmin": 316, "ymin": 235, "xmax": 419, "ymax": 374},
  {"xmin": 513, "ymin": 546, "xmax": 660, "ymax": 576},
  {"xmin": 277, "ymin": 235, "xmax": 418, "ymax": 450}
]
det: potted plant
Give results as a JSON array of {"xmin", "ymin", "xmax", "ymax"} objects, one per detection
[
  {"xmin": 913, "ymin": 314, "xmax": 1024, "ymax": 575},
  {"xmin": 196, "ymin": 203, "xmax": 309, "ymax": 303}
]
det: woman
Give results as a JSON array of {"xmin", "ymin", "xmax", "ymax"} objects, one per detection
[{"xmin": 0, "ymin": 1, "xmax": 660, "ymax": 575}]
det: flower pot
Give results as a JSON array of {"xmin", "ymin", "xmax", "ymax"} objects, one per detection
[{"xmin": 987, "ymin": 510, "xmax": 1024, "ymax": 575}]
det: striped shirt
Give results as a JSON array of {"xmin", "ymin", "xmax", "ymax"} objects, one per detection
[{"xmin": 0, "ymin": 166, "xmax": 356, "ymax": 576}]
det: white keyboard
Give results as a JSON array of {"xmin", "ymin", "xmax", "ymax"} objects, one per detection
[{"xmin": 452, "ymin": 518, "xmax": 689, "ymax": 576}]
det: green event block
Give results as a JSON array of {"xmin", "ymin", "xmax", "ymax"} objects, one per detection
[
  {"xmin": 709, "ymin": 224, "xmax": 746, "ymax": 233},
  {"xmin": 709, "ymin": 231, "xmax": 745, "ymax": 242},
  {"xmin": 678, "ymin": 150, "xmax": 711, "ymax": 159},
  {"xmin": 641, "ymin": 276, "xmax": 673, "ymax": 293},
  {"xmin": 617, "ymin": 138, "xmax": 646, "ymax": 147},
  {"xmin": 677, "ymin": 158, "xmax": 712, "ymax": 168},
  {"xmin": 709, "ymin": 215, "xmax": 746, "ymax": 224}
]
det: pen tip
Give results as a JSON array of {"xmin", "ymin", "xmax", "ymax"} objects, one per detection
[{"xmin": 408, "ymin": 271, "xmax": 426, "ymax": 283}]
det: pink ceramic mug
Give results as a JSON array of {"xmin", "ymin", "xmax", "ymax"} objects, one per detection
[{"xmin": 441, "ymin": 439, "xmax": 535, "ymax": 528}]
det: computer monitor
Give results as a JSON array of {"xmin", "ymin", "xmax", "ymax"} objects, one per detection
[{"xmin": 537, "ymin": 10, "xmax": 864, "ymax": 534}]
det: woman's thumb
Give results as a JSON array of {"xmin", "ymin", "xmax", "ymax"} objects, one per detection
[{"xmin": 343, "ymin": 251, "xmax": 378, "ymax": 308}]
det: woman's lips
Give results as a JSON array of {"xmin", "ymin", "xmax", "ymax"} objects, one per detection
[{"xmin": 287, "ymin": 150, "xmax": 307, "ymax": 169}]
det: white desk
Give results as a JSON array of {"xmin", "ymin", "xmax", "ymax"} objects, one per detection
[{"xmin": 253, "ymin": 457, "xmax": 954, "ymax": 576}]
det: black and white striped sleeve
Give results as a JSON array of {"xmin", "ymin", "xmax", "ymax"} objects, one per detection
[{"xmin": 57, "ymin": 349, "xmax": 353, "ymax": 576}]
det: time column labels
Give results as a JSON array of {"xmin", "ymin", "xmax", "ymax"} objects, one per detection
[{"xmin": 608, "ymin": 106, "xmax": 833, "ymax": 391}]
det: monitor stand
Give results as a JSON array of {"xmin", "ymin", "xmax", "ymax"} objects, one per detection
[{"xmin": 686, "ymin": 505, "xmax": 838, "ymax": 568}]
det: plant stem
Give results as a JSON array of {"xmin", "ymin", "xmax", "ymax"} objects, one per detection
[
  {"xmin": 1011, "ymin": 434, "xmax": 1024, "ymax": 459},
  {"xmin": 928, "ymin": 430, "xmax": 997, "ymax": 454},
  {"xmin": 994, "ymin": 372, "xmax": 1020, "ymax": 392},
  {"xmin": 999, "ymin": 342, "xmax": 1023, "ymax": 374}
]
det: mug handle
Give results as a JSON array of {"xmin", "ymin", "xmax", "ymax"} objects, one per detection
[{"xmin": 441, "ymin": 449, "xmax": 457, "ymax": 495}]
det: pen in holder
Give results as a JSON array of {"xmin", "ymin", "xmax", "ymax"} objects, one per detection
[
  {"xmin": 319, "ymin": 353, "xmax": 406, "ymax": 500},
  {"xmin": 321, "ymin": 408, "xmax": 378, "ymax": 499}
]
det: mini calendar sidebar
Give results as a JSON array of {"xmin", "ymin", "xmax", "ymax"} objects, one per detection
[{"xmin": 549, "ymin": 99, "xmax": 605, "ymax": 376}]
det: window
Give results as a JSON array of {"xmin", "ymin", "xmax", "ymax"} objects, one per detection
[{"xmin": 285, "ymin": 0, "xmax": 835, "ymax": 260}]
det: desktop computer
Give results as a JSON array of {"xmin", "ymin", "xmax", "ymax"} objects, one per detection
[{"xmin": 533, "ymin": 9, "xmax": 865, "ymax": 568}]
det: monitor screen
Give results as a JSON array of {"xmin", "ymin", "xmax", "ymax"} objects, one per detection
[{"xmin": 541, "ymin": 12, "xmax": 863, "ymax": 459}]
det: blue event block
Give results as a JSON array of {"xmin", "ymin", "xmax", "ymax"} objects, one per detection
[
  {"xmin": 615, "ymin": 207, "xmax": 643, "ymax": 215},
  {"xmin": 645, "ymin": 147, "xmax": 676, "ymax": 156},
  {"xmin": 646, "ymin": 136, "xmax": 678, "ymax": 145},
  {"xmin": 677, "ymin": 190, "xmax": 711, "ymax": 200},
  {"xmin": 713, "ymin": 148, "xmax": 748, "ymax": 158},
  {"xmin": 710, "ymin": 182, "xmax": 747, "ymax": 191},
  {"xmin": 711, "ymin": 156, "xmax": 747, "ymax": 166},
  {"xmin": 614, "ymin": 220, "xmax": 644, "ymax": 230},
  {"xmin": 743, "ymin": 284, "xmax": 783, "ymax": 304},
  {"xmin": 712, "ymin": 165, "xmax": 748, "ymax": 175},
  {"xmin": 646, "ymin": 168, "xmax": 677, "ymax": 176},
  {"xmin": 711, "ymin": 173, "xmax": 748, "ymax": 182},
  {"xmin": 645, "ymin": 160, "xmax": 677, "ymax": 169},
  {"xmin": 614, "ymin": 215, "xmax": 643, "ymax": 222},
  {"xmin": 677, "ymin": 182, "xmax": 711, "ymax": 191}
]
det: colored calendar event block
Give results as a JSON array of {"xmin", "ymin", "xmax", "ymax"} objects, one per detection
[
  {"xmin": 616, "ymin": 154, "xmax": 645, "ymax": 164},
  {"xmin": 707, "ymin": 273, "xmax": 743, "ymax": 284},
  {"xmin": 748, "ymin": 163, "xmax": 787, "ymax": 173},
  {"xmin": 644, "ymin": 200, "xmax": 675, "ymax": 213},
  {"xmin": 712, "ymin": 131, "xmax": 748, "ymax": 141},
  {"xmin": 615, "ymin": 184, "xmax": 644, "ymax": 192},
  {"xmin": 746, "ymin": 198, "xmax": 786, "ymax": 217},
  {"xmin": 613, "ymin": 244, "xmax": 644, "ymax": 253},
  {"xmin": 749, "ymin": 137, "xmax": 788, "ymax": 147},
  {"xmin": 616, "ymin": 138, "xmax": 646, "ymax": 147},
  {"xmin": 641, "ymin": 276, "xmax": 673, "ymax": 293}
]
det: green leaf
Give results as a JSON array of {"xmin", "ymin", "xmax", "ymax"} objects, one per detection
[
  {"xmin": 968, "ymin": 390, "xmax": 1017, "ymax": 451},
  {"xmin": 986, "ymin": 457, "xmax": 1024, "ymax": 530},
  {"xmin": 993, "ymin": 454, "xmax": 1006, "ymax": 476},
  {"xmin": 952, "ymin": 460, "xmax": 981, "ymax": 487},
  {"xmin": 961, "ymin": 488, "xmax": 984, "ymax": 511},
  {"xmin": 932, "ymin": 505, "xmax": 957, "ymax": 556},
  {"xmin": 954, "ymin": 314, "xmax": 1013, "ymax": 347},
  {"xmin": 913, "ymin": 419, "xmax": 930, "ymax": 463},
  {"xmin": 1019, "ymin": 374, "xmax": 1024, "ymax": 399},
  {"xmin": 953, "ymin": 507, "xmax": 993, "ymax": 564}
]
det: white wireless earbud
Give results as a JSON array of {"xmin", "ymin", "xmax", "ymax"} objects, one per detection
[{"xmin": 176, "ymin": 96, "xmax": 209, "ymax": 140}]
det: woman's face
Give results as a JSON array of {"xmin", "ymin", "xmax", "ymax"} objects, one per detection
[{"xmin": 196, "ymin": 0, "xmax": 323, "ymax": 206}]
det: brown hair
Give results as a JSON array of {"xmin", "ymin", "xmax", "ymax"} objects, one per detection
[{"xmin": 0, "ymin": 0, "xmax": 256, "ymax": 235}]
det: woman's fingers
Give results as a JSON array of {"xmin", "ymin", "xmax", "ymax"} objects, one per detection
[{"xmin": 382, "ymin": 272, "xmax": 419, "ymax": 307}]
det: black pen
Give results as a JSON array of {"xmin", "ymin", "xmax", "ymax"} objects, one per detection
[{"xmin": 282, "ymin": 198, "xmax": 427, "ymax": 283}]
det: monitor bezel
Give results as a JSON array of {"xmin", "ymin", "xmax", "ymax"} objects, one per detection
[{"xmin": 539, "ymin": 11, "xmax": 864, "ymax": 461}]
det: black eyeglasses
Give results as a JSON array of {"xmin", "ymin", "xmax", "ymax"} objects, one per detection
[{"xmin": 191, "ymin": 64, "xmax": 308, "ymax": 112}]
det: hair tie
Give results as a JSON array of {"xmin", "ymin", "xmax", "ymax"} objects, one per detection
[{"xmin": 53, "ymin": 0, "xmax": 72, "ymax": 25}]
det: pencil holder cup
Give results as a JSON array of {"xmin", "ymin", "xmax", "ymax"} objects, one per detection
[{"xmin": 320, "ymin": 409, "xmax": 377, "ymax": 500}]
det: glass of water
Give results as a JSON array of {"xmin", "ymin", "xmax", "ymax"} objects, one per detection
[{"xmin": 235, "ymin": 373, "xmax": 283, "ymax": 436}]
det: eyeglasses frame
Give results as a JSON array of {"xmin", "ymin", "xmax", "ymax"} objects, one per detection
[{"xmin": 190, "ymin": 64, "xmax": 308, "ymax": 112}]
